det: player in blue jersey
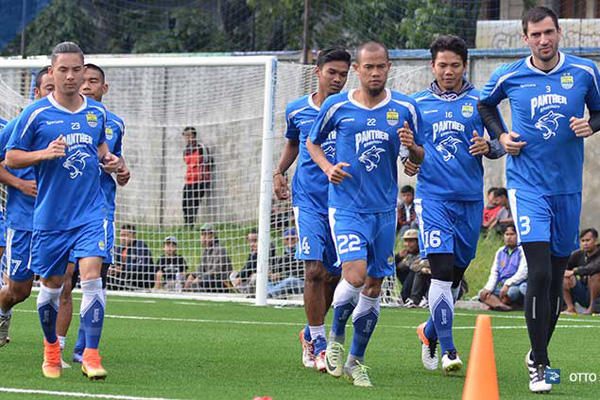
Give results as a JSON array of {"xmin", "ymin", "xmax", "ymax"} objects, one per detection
[
  {"xmin": 478, "ymin": 7, "xmax": 600, "ymax": 393},
  {"xmin": 0, "ymin": 117, "xmax": 8, "ymax": 264},
  {"xmin": 307, "ymin": 41, "xmax": 423, "ymax": 387},
  {"xmin": 5, "ymin": 42, "xmax": 120, "ymax": 380},
  {"xmin": 273, "ymin": 48, "xmax": 351, "ymax": 372},
  {"xmin": 409, "ymin": 35, "xmax": 506, "ymax": 374},
  {"xmin": 0, "ymin": 66, "xmax": 53, "ymax": 348},
  {"xmin": 56, "ymin": 63, "xmax": 130, "ymax": 368}
]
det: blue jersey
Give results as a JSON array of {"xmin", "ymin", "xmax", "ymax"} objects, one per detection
[
  {"xmin": 7, "ymin": 94, "xmax": 107, "ymax": 230},
  {"xmin": 0, "ymin": 118, "xmax": 35, "ymax": 231},
  {"xmin": 285, "ymin": 94, "xmax": 334, "ymax": 213},
  {"xmin": 415, "ymin": 88, "xmax": 492, "ymax": 201},
  {"xmin": 101, "ymin": 110, "xmax": 125, "ymax": 221},
  {"xmin": 310, "ymin": 89, "xmax": 423, "ymax": 213},
  {"xmin": 0, "ymin": 118, "xmax": 6, "ymax": 129},
  {"xmin": 480, "ymin": 52, "xmax": 600, "ymax": 195}
]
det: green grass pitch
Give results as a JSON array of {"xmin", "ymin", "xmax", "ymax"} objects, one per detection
[{"xmin": 0, "ymin": 295, "xmax": 599, "ymax": 400}]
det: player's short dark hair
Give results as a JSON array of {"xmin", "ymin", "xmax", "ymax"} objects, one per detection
[
  {"xmin": 51, "ymin": 41, "xmax": 84, "ymax": 64},
  {"xmin": 316, "ymin": 48, "xmax": 351, "ymax": 68},
  {"xmin": 84, "ymin": 63, "xmax": 105, "ymax": 83},
  {"xmin": 487, "ymin": 187, "xmax": 498, "ymax": 196},
  {"xmin": 121, "ymin": 224, "xmax": 136, "ymax": 233},
  {"xmin": 494, "ymin": 188, "xmax": 508, "ymax": 198},
  {"xmin": 356, "ymin": 41, "xmax": 388, "ymax": 63},
  {"xmin": 400, "ymin": 185, "xmax": 414, "ymax": 194},
  {"xmin": 522, "ymin": 6, "xmax": 559, "ymax": 35},
  {"xmin": 503, "ymin": 224, "xmax": 516, "ymax": 234},
  {"xmin": 183, "ymin": 126, "xmax": 197, "ymax": 137},
  {"xmin": 35, "ymin": 66, "xmax": 51, "ymax": 89},
  {"xmin": 430, "ymin": 35, "xmax": 468, "ymax": 64},
  {"xmin": 580, "ymin": 228, "xmax": 599, "ymax": 239}
]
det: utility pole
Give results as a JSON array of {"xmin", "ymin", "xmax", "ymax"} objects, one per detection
[
  {"xmin": 301, "ymin": 0, "xmax": 310, "ymax": 64},
  {"xmin": 20, "ymin": 0, "xmax": 27, "ymax": 58}
]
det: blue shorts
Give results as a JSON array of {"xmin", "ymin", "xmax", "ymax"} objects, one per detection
[
  {"xmin": 328, "ymin": 208, "xmax": 396, "ymax": 278},
  {"xmin": 30, "ymin": 219, "xmax": 108, "ymax": 279},
  {"xmin": 69, "ymin": 220, "xmax": 115, "ymax": 265},
  {"xmin": 293, "ymin": 207, "xmax": 340, "ymax": 276},
  {"xmin": 508, "ymin": 189, "xmax": 580, "ymax": 257},
  {"xmin": 0, "ymin": 218, "xmax": 6, "ymax": 248},
  {"xmin": 415, "ymin": 198, "xmax": 482, "ymax": 268},
  {"xmin": 4, "ymin": 228, "xmax": 34, "ymax": 282}
]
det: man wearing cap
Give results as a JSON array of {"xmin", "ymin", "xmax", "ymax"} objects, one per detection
[
  {"xmin": 395, "ymin": 229, "xmax": 424, "ymax": 306},
  {"xmin": 154, "ymin": 236, "xmax": 188, "ymax": 290},
  {"xmin": 185, "ymin": 224, "xmax": 232, "ymax": 292}
]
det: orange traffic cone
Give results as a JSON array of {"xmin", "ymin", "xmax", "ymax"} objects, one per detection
[{"xmin": 462, "ymin": 314, "xmax": 499, "ymax": 400}]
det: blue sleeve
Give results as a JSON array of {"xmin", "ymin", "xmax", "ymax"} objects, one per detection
[
  {"xmin": 7, "ymin": 108, "xmax": 36, "ymax": 152},
  {"xmin": 411, "ymin": 98, "xmax": 424, "ymax": 146},
  {"xmin": 99, "ymin": 110, "xmax": 107, "ymax": 146},
  {"xmin": 479, "ymin": 65, "xmax": 510, "ymax": 107},
  {"xmin": 0, "ymin": 119, "xmax": 16, "ymax": 160},
  {"xmin": 309, "ymin": 97, "xmax": 337, "ymax": 145},
  {"xmin": 585, "ymin": 62, "xmax": 600, "ymax": 112},
  {"xmin": 114, "ymin": 120, "xmax": 125, "ymax": 157},
  {"xmin": 284, "ymin": 103, "xmax": 300, "ymax": 140}
]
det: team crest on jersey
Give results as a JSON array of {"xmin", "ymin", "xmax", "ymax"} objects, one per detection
[
  {"xmin": 561, "ymin": 73, "xmax": 573, "ymax": 90},
  {"xmin": 86, "ymin": 112, "xmax": 98, "ymax": 128},
  {"xmin": 62, "ymin": 150, "xmax": 90, "ymax": 179},
  {"xmin": 358, "ymin": 145, "xmax": 385, "ymax": 172},
  {"xmin": 386, "ymin": 109, "xmax": 399, "ymax": 126},
  {"xmin": 461, "ymin": 103, "xmax": 474, "ymax": 118},
  {"xmin": 435, "ymin": 136, "xmax": 462, "ymax": 162},
  {"xmin": 535, "ymin": 111, "xmax": 564, "ymax": 140},
  {"xmin": 105, "ymin": 126, "xmax": 114, "ymax": 140}
]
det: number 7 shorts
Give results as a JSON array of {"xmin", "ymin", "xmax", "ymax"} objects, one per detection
[
  {"xmin": 507, "ymin": 189, "xmax": 581, "ymax": 257},
  {"xmin": 293, "ymin": 206, "xmax": 340, "ymax": 276},
  {"xmin": 328, "ymin": 208, "xmax": 396, "ymax": 278},
  {"xmin": 414, "ymin": 198, "xmax": 483, "ymax": 268}
]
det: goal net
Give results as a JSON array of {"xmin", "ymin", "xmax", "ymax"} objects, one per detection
[{"xmin": 0, "ymin": 55, "xmax": 429, "ymax": 306}]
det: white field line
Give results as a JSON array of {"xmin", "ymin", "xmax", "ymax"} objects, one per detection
[
  {"xmin": 14, "ymin": 309, "xmax": 599, "ymax": 330},
  {"xmin": 0, "ymin": 387, "xmax": 189, "ymax": 400}
]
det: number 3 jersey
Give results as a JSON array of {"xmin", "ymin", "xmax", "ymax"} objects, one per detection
[
  {"xmin": 310, "ymin": 89, "xmax": 422, "ymax": 213},
  {"xmin": 414, "ymin": 87, "xmax": 493, "ymax": 201},
  {"xmin": 7, "ymin": 94, "xmax": 107, "ymax": 230},
  {"xmin": 479, "ymin": 52, "xmax": 600, "ymax": 195}
]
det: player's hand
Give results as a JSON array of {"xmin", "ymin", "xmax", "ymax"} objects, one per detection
[
  {"xmin": 398, "ymin": 121, "xmax": 416, "ymax": 150},
  {"xmin": 325, "ymin": 162, "xmax": 352, "ymax": 184},
  {"xmin": 499, "ymin": 285, "xmax": 509, "ymax": 301},
  {"xmin": 421, "ymin": 267, "xmax": 431, "ymax": 275},
  {"xmin": 44, "ymin": 135, "xmax": 67, "ymax": 160},
  {"xmin": 18, "ymin": 179, "xmax": 37, "ymax": 197},
  {"xmin": 570, "ymin": 116, "xmax": 594, "ymax": 137},
  {"xmin": 403, "ymin": 159, "xmax": 420, "ymax": 176},
  {"xmin": 116, "ymin": 164, "xmax": 131, "ymax": 186},
  {"xmin": 499, "ymin": 131, "xmax": 526, "ymax": 155},
  {"xmin": 102, "ymin": 152, "xmax": 120, "ymax": 173},
  {"xmin": 479, "ymin": 289, "xmax": 491, "ymax": 301},
  {"xmin": 273, "ymin": 173, "xmax": 290, "ymax": 200},
  {"xmin": 469, "ymin": 130, "xmax": 490, "ymax": 156}
]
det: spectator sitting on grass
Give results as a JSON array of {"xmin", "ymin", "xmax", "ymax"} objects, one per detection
[
  {"xmin": 563, "ymin": 228, "xmax": 600, "ymax": 315},
  {"xmin": 397, "ymin": 185, "xmax": 417, "ymax": 238},
  {"xmin": 267, "ymin": 228, "xmax": 304, "ymax": 298},
  {"xmin": 154, "ymin": 236, "xmax": 187, "ymax": 291},
  {"xmin": 109, "ymin": 224, "xmax": 154, "ymax": 290},
  {"xmin": 395, "ymin": 229, "xmax": 422, "ymax": 305},
  {"xmin": 479, "ymin": 224, "xmax": 528, "ymax": 311},
  {"xmin": 482, "ymin": 187, "xmax": 501, "ymax": 232},
  {"xmin": 487, "ymin": 188, "xmax": 513, "ymax": 233},
  {"xmin": 230, "ymin": 228, "xmax": 276, "ymax": 294},
  {"xmin": 184, "ymin": 224, "xmax": 233, "ymax": 292}
]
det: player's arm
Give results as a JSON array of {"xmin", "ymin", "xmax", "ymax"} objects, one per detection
[
  {"xmin": 572, "ymin": 62, "xmax": 600, "ymax": 138},
  {"xmin": 0, "ymin": 165, "xmax": 37, "ymax": 197},
  {"xmin": 98, "ymin": 142, "xmax": 120, "ymax": 173},
  {"xmin": 6, "ymin": 135, "xmax": 67, "ymax": 169},
  {"xmin": 398, "ymin": 121, "xmax": 424, "ymax": 164},
  {"xmin": 273, "ymin": 139, "xmax": 299, "ymax": 200},
  {"xmin": 116, "ymin": 156, "xmax": 130, "ymax": 186}
]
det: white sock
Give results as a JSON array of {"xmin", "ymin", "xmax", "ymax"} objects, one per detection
[
  {"xmin": 309, "ymin": 325, "xmax": 326, "ymax": 340},
  {"xmin": 58, "ymin": 335, "xmax": 66, "ymax": 350},
  {"xmin": 352, "ymin": 293, "xmax": 380, "ymax": 322},
  {"xmin": 37, "ymin": 284, "xmax": 62, "ymax": 312},
  {"xmin": 80, "ymin": 278, "xmax": 105, "ymax": 315},
  {"xmin": 332, "ymin": 279, "xmax": 363, "ymax": 308}
]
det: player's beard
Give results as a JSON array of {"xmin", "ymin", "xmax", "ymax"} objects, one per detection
[
  {"xmin": 536, "ymin": 42, "xmax": 559, "ymax": 63},
  {"xmin": 367, "ymin": 84, "xmax": 386, "ymax": 97}
]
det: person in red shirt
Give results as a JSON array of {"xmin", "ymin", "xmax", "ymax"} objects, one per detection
[
  {"xmin": 182, "ymin": 126, "xmax": 212, "ymax": 227},
  {"xmin": 482, "ymin": 187, "xmax": 501, "ymax": 232}
]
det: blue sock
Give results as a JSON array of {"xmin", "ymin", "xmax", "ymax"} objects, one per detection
[
  {"xmin": 304, "ymin": 324, "xmax": 311, "ymax": 342},
  {"xmin": 424, "ymin": 317, "xmax": 438, "ymax": 341},
  {"xmin": 329, "ymin": 280, "xmax": 362, "ymax": 343},
  {"xmin": 74, "ymin": 322, "xmax": 86, "ymax": 354},
  {"xmin": 349, "ymin": 294, "xmax": 380, "ymax": 359},
  {"xmin": 37, "ymin": 284, "xmax": 62, "ymax": 343},
  {"xmin": 428, "ymin": 279, "xmax": 455, "ymax": 354},
  {"xmin": 80, "ymin": 278, "xmax": 105, "ymax": 350}
]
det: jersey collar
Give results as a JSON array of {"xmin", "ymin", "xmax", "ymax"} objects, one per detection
[
  {"xmin": 525, "ymin": 51, "xmax": 565, "ymax": 75},
  {"xmin": 48, "ymin": 92, "xmax": 88, "ymax": 114},
  {"xmin": 308, "ymin": 92, "xmax": 320, "ymax": 111},
  {"xmin": 348, "ymin": 88, "xmax": 391, "ymax": 110}
]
